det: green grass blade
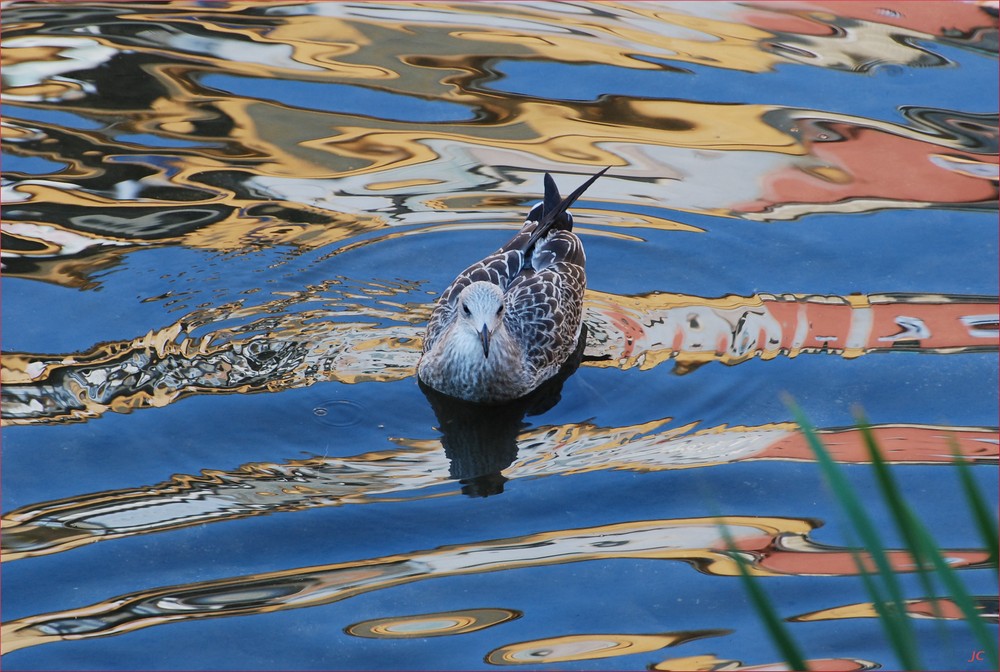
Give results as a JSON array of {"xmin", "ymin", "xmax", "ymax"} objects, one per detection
[
  {"xmin": 848, "ymin": 546, "xmax": 909, "ymax": 648},
  {"xmin": 904, "ymin": 511, "xmax": 999, "ymax": 668},
  {"xmin": 908, "ymin": 498, "xmax": 1000, "ymax": 669},
  {"xmin": 949, "ymin": 438, "xmax": 999, "ymax": 567},
  {"xmin": 853, "ymin": 412, "xmax": 945, "ymax": 624},
  {"xmin": 717, "ymin": 520, "xmax": 809, "ymax": 671},
  {"xmin": 844, "ymin": 535, "xmax": 922, "ymax": 670},
  {"xmin": 854, "ymin": 415, "xmax": 997, "ymax": 665},
  {"xmin": 787, "ymin": 400, "xmax": 920, "ymax": 670}
]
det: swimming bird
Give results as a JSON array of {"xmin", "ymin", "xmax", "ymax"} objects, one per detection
[{"xmin": 418, "ymin": 167, "xmax": 608, "ymax": 403}]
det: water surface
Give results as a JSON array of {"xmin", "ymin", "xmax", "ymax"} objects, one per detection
[{"xmin": 2, "ymin": 2, "xmax": 998, "ymax": 670}]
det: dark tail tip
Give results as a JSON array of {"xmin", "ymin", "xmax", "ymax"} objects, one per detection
[
  {"xmin": 558, "ymin": 166, "xmax": 609, "ymax": 215},
  {"xmin": 543, "ymin": 173, "xmax": 562, "ymax": 218},
  {"xmin": 525, "ymin": 167, "xmax": 610, "ymax": 249}
]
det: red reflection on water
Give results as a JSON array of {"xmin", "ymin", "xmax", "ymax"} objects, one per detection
[{"xmin": 735, "ymin": 120, "xmax": 997, "ymax": 215}]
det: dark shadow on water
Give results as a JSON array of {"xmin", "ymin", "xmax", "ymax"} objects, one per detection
[{"xmin": 419, "ymin": 326, "xmax": 588, "ymax": 497}]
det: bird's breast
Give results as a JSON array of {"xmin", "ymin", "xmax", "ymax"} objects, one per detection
[{"xmin": 418, "ymin": 325, "xmax": 527, "ymax": 403}]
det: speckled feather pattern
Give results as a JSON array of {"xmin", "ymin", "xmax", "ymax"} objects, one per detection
[{"xmin": 418, "ymin": 179, "xmax": 593, "ymax": 403}]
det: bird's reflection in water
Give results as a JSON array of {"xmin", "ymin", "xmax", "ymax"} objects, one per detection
[{"xmin": 419, "ymin": 326, "xmax": 588, "ymax": 497}]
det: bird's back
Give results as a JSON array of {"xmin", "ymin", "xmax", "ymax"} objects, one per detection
[{"xmin": 420, "ymin": 169, "xmax": 606, "ymax": 402}]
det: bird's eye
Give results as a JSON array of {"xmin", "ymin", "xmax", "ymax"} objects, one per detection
[
  {"xmin": 495, "ymin": 305, "xmax": 503, "ymax": 316},
  {"xmin": 462, "ymin": 303, "xmax": 471, "ymax": 316}
]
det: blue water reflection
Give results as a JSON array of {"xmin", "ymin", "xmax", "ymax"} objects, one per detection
[
  {"xmin": 492, "ymin": 49, "xmax": 1000, "ymax": 125},
  {"xmin": 2, "ymin": 1, "xmax": 997, "ymax": 670}
]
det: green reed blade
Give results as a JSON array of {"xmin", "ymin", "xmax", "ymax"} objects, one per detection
[
  {"xmin": 904, "ymin": 508, "xmax": 999, "ymax": 668},
  {"xmin": 853, "ymin": 411, "xmax": 945, "ymax": 624},
  {"xmin": 854, "ymin": 413, "xmax": 996, "ymax": 666},
  {"xmin": 787, "ymin": 400, "xmax": 920, "ymax": 670},
  {"xmin": 948, "ymin": 438, "xmax": 999, "ymax": 567},
  {"xmin": 717, "ymin": 520, "xmax": 808, "ymax": 671},
  {"xmin": 848, "ymin": 545, "xmax": 910, "ymax": 650},
  {"xmin": 842, "ymin": 528, "xmax": 920, "ymax": 670}
]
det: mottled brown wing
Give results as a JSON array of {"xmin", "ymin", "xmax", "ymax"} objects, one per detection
[{"xmin": 503, "ymin": 230, "xmax": 586, "ymax": 378}]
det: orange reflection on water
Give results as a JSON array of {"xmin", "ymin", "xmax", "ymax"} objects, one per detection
[
  {"xmin": 4, "ymin": 0, "xmax": 996, "ymax": 290},
  {"xmin": 3, "ymin": 287, "xmax": 995, "ymax": 425},
  {"xmin": 585, "ymin": 290, "xmax": 999, "ymax": 371},
  {"xmin": 485, "ymin": 629, "xmax": 728, "ymax": 665},
  {"xmin": 653, "ymin": 653, "xmax": 877, "ymax": 671},
  {"xmin": 790, "ymin": 596, "xmax": 997, "ymax": 623},
  {"xmin": 0, "ymin": 515, "xmax": 988, "ymax": 655},
  {"xmin": 732, "ymin": 115, "xmax": 997, "ymax": 220}
]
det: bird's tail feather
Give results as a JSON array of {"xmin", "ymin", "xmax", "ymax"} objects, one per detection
[
  {"xmin": 543, "ymin": 173, "xmax": 562, "ymax": 221},
  {"xmin": 522, "ymin": 166, "xmax": 609, "ymax": 253}
]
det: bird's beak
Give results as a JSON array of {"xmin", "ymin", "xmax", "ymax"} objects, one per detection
[{"xmin": 480, "ymin": 324, "xmax": 491, "ymax": 359}]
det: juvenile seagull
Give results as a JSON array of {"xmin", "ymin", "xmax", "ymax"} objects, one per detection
[{"xmin": 418, "ymin": 167, "xmax": 608, "ymax": 403}]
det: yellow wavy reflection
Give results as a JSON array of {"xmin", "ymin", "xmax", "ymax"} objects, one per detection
[
  {"xmin": 653, "ymin": 653, "xmax": 878, "ymax": 671},
  {"xmin": 345, "ymin": 608, "xmax": 520, "ymax": 639},
  {"xmin": 3, "ymin": 286, "xmax": 995, "ymax": 425},
  {"xmin": 0, "ymin": 516, "xmax": 810, "ymax": 654},
  {"xmin": 1, "ymin": 515, "xmax": 988, "ymax": 655},
  {"xmin": 5, "ymin": 0, "xmax": 993, "ymax": 279},
  {"xmin": 64, "ymin": 0, "xmax": 980, "ymax": 85},
  {"xmin": 485, "ymin": 629, "xmax": 728, "ymax": 665},
  {"xmin": 312, "ymin": 98, "xmax": 801, "ymax": 179}
]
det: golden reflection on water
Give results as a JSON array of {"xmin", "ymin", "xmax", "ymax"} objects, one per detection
[
  {"xmin": 3, "ymin": 0, "xmax": 996, "ymax": 279},
  {"xmin": 1, "ymin": 514, "xmax": 990, "ymax": 655},
  {"xmin": 345, "ymin": 608, "xmax": 521, "ymax": 639},
  {"xmin": 2, "ymin": 283, "xmax": 996, "ymax": 425},
  {"xmin": 652, "ymin": 653, "xmax": 878, "ymax": 671},
  {"xmin": 485, "ymin": 629, "xmax": 728, "ymax": 665}
]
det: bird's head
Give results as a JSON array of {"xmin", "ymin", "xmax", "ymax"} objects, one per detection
[{"xmin": 456, "ymin": 281, "xmax": 505, "ymax": 359}]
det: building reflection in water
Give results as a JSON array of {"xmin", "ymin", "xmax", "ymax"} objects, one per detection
[
  {"xmin": 2, "ymin": 514, "xmax": 990, "ymax": 656},
  {"xmin": 2, "ymin": 1, "xmax": 996, "ymax": 667},
  {"xmin": 3, "ymin": 288, "xmax": 996, "ymax": 426},
  {"xmin": 2, "ymin": 419, "xmax": 994, "ymax": 562}
]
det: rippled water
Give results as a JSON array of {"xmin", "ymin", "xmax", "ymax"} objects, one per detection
[{"xmin": 2, "ymin": 2, "xmax": 998, "ymax": 670}]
